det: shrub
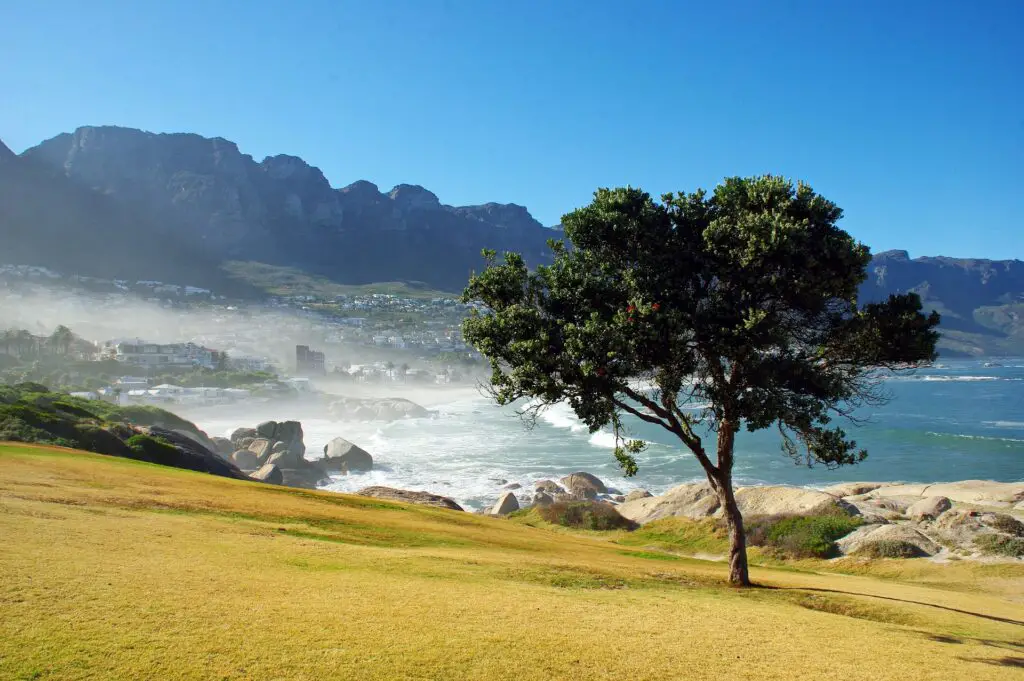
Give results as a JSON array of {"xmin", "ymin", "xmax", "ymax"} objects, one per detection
[
  {"xmin": 746, "ymin": 514, "xmax": 862, "ymax": 559},
  {"xmin": 125, "ymin": 434, "xmax": 182, "ymax": 467},
  {"xmin": 537, "ymin": 501, "xmax": 637, "ymax": 531},
  {"xmin": 854, "ymin": 540, "xmax": 925, "ymax": 559},
  {"xmin": 987, "ymin": 514, "xmax": 1024, "ymax": 538},
  {"xmin": 974, "ymin": 533, "xmax": 1024, "ymax": 558}
]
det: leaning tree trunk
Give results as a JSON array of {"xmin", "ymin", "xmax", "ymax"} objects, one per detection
[{"xmin": 711, "ymin": 418, "xmax": 750, "ymax": 587}]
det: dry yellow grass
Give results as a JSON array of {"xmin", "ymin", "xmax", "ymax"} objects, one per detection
[{"xmin": 1, "ymin": 443, "xmax": 1022, "ymax": 681}]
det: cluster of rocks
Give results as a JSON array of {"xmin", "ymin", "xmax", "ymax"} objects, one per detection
[
  {"xmin": 327, "ymin": 397, "xmax": 429, "ymax": 422},
  {"xmin": 482, "ymin": 471, "xmax": 642, "ymax": 516},
  {"xmin": 215, "ymin": 421, "xmax": 323, "ymax": 489},
  {"xmin": 614, "ymin": 479, "xmax": 1024, "ymax": 560}
]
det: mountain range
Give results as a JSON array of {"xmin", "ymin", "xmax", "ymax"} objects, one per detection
[{"xmin": 2, "ymin": 125, "xmax": 1022, "ymax": 355}]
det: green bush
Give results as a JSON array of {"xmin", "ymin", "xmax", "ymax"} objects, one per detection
[
  {"xmin": 987, "ymin": 514, "xmax": 1024, "ymax": 538},
  {"xmin": 537, "ymin": 501, "xmax": 638, "ymax": 531},
  {"xmin": 974, "ymin": 533, "xmax": 1024, "ymax": 558},
  {"xmin": 746, "ymin": 513, "xmax": 862, "ymax": 559},
  {"xmin": 854, "ymin": 540, "xmax": 925, "ymax": 559}
]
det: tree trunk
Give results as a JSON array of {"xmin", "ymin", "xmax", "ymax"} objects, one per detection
[
  {"xmin": 712, "ymin": 418, "xmax": 750, "ymax": 587},
  {"xmin": 716, "ymin": 479, "xmax": 750, "ymax": 586}
]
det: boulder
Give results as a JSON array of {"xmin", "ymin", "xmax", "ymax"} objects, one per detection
[
  {"xmin": 230, "ymin": 427, "xmax": 257, "ymax": 446},
  {"xmin": 731, "ymin": 486, "xmax": 841, "ymax": 517},
  {"xmin": 211, "ymin": 436, "xmax": 234, "ymax": 456},
  {"xmin": 274, "ymin": 421, "xmax": 305, "ymax": 456},
  {"xmin": 837, "ymin": 523, "xmax": 940, "ymax": 557},
  {"xmin": 834, "ymin": 498, "xmax": 890, "ymax": 524},
  {"xmin": 247, "ymin": 438, "xmax": 274, "ymax": 462},
  {"xmin": 328, "ymin": 397, "xmax": 430, "ymax": 422},
  {"xmin": 256, "ymin": 421, "xmax": 277, "ymax": 439},
  {"xmin": 560, "ymin": 472, "xmax": 607, "ymax": 498},
  {"xmin": 503, "ymin": 482, "xmax": 522, "ymax": 490},
  {"xmin": 532, "ymin": 491, "xmax": 554, "ymax": 506},
  {"xmin": 321, "ymin": 437, "xmax": 373, "ymax": 472},
  {"xmin": 616, "ymin": 483, "xmax": 720, "ymax": 524},
  {"xmin": 907, "ymin": 496, "xmax": 952, "ymax": 521},
  {"xmin": 871, "ymin": 481, "xmax": 1024, "ymax": 507},
  {"xmin": 821, "ymin": 482, "xmax": 892, "ymax": 498},
  {"xmin": 238, "ymin": 437, "xmax": 255, "ymax": 450},
  {"xmin": 490, "ymin": 492, "xmax": 520, "ymax": 515},
  {"xmin": 613, "ymin": 495, "xmax": 626, "ymax": 503},
  {"xmin": 267, "ymin": 450, "xmax": 301, "ymax": 468},
  {"xmin": 271, "ymin": 441, "xmax": 290, "ymax": 454},
  {"xmin": 232, "ymin": 450, "xmax": 260, "ymax": 470},
  {"xmin": 279, "ymin": 464, "xmax": 329, "ymax": 490},
  {"xmin": 625, "ymin": 489, "xmax": 653, "ymax": 502},
  {"xmin": 357, "ymin": 486, "xmax": 463, "ymax": 511},
  {"xmin": 251, "ymin": 463, "xmax": 283, "ymax": 485},
  {"xmin": 534, "ymin": 480, "xmax": 563, "ymax": 494}
]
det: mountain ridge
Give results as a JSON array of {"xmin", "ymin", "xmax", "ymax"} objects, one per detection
[{"xmin": 4, "ymin": 125, "xmax": 1024, "ymax": 355}]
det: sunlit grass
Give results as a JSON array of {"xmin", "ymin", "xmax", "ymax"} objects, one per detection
[{"xmin": 2, "ymin": 443, "xmax": 1022, "ymax": 680}]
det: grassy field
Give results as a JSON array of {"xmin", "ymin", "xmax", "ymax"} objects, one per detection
[{"xmin": 1, "ymin": 444, "xmax": 1022, "ymax": 680}]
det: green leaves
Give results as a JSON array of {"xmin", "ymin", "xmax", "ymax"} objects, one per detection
[{"xmin": 462, "ymin": 175, "xmax": 940, "ymax": 478}]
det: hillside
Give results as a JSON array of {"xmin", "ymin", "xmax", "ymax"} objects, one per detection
[
  {"xmin": 1, "ymin": 443, "xmax": 1022, "ymax": 680},
  {"xmin": 860, "ymin": 250, "xmax": 1024, "ymax": 356},
  {"xmin": 0, "ymin": 383, "xmax": 245, "ymax": 479}
]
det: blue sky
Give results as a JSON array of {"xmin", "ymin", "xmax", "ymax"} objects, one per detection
[{"xmin": 1, "ymin": 0, "xmax": 1021, "ymax": 258}]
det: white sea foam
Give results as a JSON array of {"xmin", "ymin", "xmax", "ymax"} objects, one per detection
[{"xmin": 984, "ymin": 421, "xmax": 1024, "ymax": 429}]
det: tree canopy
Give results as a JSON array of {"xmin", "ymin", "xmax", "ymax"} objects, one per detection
[{"xmin": 462, "ymin": 175, "xmax": 939, "ymax": 585}]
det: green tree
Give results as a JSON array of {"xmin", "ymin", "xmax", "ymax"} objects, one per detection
[
  {"xmin": 462, "ymin": 177, "xmax": 939, "ymax": 586},
  {"xmin": 49, "ymin": 325, "xmax": 74, "ymax": 356}
]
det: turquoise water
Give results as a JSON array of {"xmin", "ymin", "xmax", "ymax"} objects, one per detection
[{"xmin": 202, "ymin": 359, "xmax": 1024, "ymax": 512}]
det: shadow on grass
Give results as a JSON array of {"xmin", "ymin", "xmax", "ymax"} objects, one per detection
[{"xmin": 763, "ymin": 585, "xmax": 1024, "ymax": 627}]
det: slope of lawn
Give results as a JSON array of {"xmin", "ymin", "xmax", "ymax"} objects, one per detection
[{"xmin": 1, "ymin": 443, "xmax": 1022, "ymax": 681}]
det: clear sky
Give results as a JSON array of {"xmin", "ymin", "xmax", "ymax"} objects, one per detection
[{"xmin": 1, "ymin": 0, "xmax": 1021, "ymax": 258}]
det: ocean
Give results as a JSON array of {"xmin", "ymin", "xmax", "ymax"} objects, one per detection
[{"xmin": 196, "ymin": 359, "xmax": 1024, "ymax": 512}]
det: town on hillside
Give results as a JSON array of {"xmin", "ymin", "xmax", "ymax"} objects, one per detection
[{"xmin": 0, "ymin": 264, "xmax": 487, "ymax": 405}]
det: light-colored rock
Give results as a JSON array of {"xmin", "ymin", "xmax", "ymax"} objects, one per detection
[
  {"xmin": 731, "ymin": 486, "xmax": 840, "ymax": 517},
  {"xmin": 247, "ymin": 438, "xmax": 274, "ymax": 462},
  {"xmin": 329, "ymin": 397, "xmax": 430, "ymax": 422},
  {"xmin": 211, "ymin": 436, "xmax": 234, "ymax": 456},
  {"xmin": 534, "ymin": 480, "xmax": 563, "ymax": 494},
  {"xmin": 250, "ymin": 463, "xmax": 283, "ymax": 485},
  {"xmin": 271, "ymin": 441, "xmax": 290, "ymax": 454},
  {"xmin": 490, "ymin": 492, "xmax": 520, "ymax": 515},
  {"xmin": 845, "ymin": 493, "xmax": 915, "ymax": 514},
  {"xmin": 616, "ymin": 483, "xmax": 720, "ymax": 524},
  {"xmin": 256, "ymin": 421, "xmax": 277, "ymax": 439},
  {"xmin": 820, "ymin": 482, "xmax": 892, "ymax": 497},
  {"xmin": 231, "ymin": 450, "xmax": 259, "ymax": 470},
  {"xmin": 267, "ymin": 450, "xmax": 301, "ymax": 468},
  {"xmin": 907, "ymin": 496, "xmax": 952, "ymax": 521},
  {"xmin": 532, "ymin": 491, "xmax": 554, "ymax": 506},
  {"xmin": 625, "ymin": 489, "xmax": 653, "ymax": 502},
  {"xmin": 560, "ymin": 472, "xmax": 607, "ymax": 498},
  {"xmin": 837, "ymin": 523, "xmax": 940, "ymax": 557},
  {"xmin": 230, "ymin": 427, "xmax": 257, "ymax": 446},
  {"xmin": 320, "ymin": 437, "xmax": 373, "ymax": 472},
  {"xmin": 1015, "ymin": 501, "xmax": 1024, "ymax": 512},
  {"xmin": 835, "ymin": 498, "xmax": 891, "ymax": 524},
  {"xmin": 504, "ymin": 482, "xmax": 522, "ymax": 490},
  {"xmin": 357, "ymin": 486, "xmax": 463, "ymax": 511},
  {"xmin": 871, "ymin": 480, "xmax": 1024, "ymax": 507}
]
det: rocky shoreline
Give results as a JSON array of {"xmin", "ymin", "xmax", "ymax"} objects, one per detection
[{"xmin": 192, "ymin": 411, "xmax": 1023, "ymax": 562}]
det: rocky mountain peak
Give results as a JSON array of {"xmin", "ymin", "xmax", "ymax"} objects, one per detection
[
  {"xmin": 388, "ymin": 184, "xmax": 441, "ymax": 210},
  {"xmin": 259, "ymin": 154, "xmax": 330, "ymax": 188},
  {"xmin": 454, "ymin": 202, "xmax": 545, "ymax": 232},
  {"xmin": 0, "ymin": 138, "xmax": 15, "ymax": 164}
]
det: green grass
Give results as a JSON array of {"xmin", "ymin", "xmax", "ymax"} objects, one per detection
[
  {"xmin": 855, "ymin": 540, "xmax": 926, "ymax": 559},
  {"xmin": 222, "ymin": 260, "xmax": 457, "ymax": 299},
  {"xmin": 2, "ymin": 443, "xmax": 1023, "ymax": 680},
  {"xmin": 975, "ymin": 533, "xmax": 1024, "ymax": 558}
]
